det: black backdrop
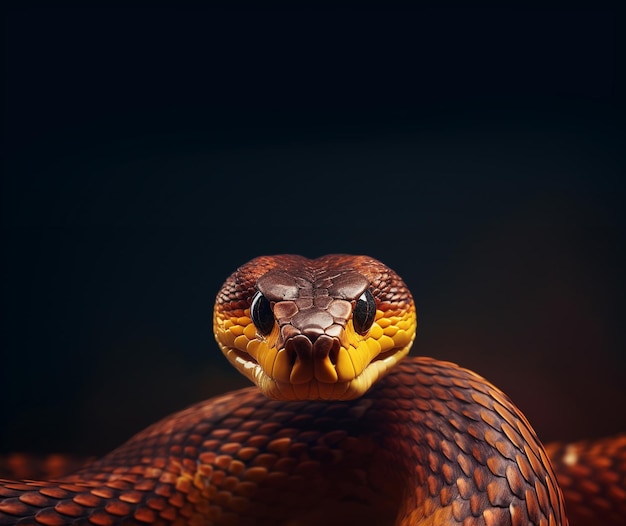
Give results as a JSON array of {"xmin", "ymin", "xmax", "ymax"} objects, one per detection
[{"xmin": 2, "ymin": 6, "xmax": 625, "ymax": 456}]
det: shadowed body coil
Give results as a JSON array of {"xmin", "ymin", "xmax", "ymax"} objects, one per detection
[{"xmin": 1, "ymin": 254, "xmax": 623, "ymax": 525}]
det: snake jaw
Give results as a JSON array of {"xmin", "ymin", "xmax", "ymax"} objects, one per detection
[
  {"xmin": 214, "ymin": 254, "xmax": 417, "ymax": 401},
  {"xmin": 216, "ymin": 309, "xmax": 416, "ymax": 401}
]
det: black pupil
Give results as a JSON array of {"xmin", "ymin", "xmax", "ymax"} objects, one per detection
[
  {"xmin": 354, "ymin": 290, "xmax": 376, "ymax": 334},
  {"xmin": 250, "ymin": 291, "xmax": 274, "ymax": 335}
]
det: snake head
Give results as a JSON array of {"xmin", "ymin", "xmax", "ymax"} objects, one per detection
[{"xmin": 213, "ymin": 254, "xmax": 417, "ymax": 401}]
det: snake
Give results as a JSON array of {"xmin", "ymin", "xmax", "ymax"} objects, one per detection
[{"xmin": 1, "ymin": 254, "xmax": 624, "ymax": 525}]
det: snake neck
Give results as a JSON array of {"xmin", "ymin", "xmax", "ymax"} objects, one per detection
[
  {"xmin": 360, "ymin": 356, "xmax": 568, "ymax": 526},
  {"xmin": 0, "ymin": 357, "xmax": 568, "ymax": 526}
]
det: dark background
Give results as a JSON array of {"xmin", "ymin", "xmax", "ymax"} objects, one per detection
[{"xmin": 2, "ymin": 6, "xmax": 625, "ymax": 456}]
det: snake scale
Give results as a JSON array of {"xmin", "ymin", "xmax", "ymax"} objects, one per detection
[{"xmin": 1, "ymin": 254, "xmax": 624, "ymax": 525}]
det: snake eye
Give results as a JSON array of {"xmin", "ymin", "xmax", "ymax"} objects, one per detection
[
  {"xmin": 250, "ymin": 291, "xmax": 275, "ymax": 335},
  {"xmin": 353, "ymin": 290, "xmax": 377, "ymax": 335}
]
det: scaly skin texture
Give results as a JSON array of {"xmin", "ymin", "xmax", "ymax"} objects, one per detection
[
  {"xmin": 546, "ymin": 434, "xmax": 626, "ymax": 525},
  {"xmin": 1, "ymin": 357, "xmax": 566, "ymax": 525},
  {"xmin": 1, "ymin": 254, "xmax": 622, "ymax": 525}
]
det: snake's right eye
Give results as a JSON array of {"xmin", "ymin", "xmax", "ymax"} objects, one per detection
[{"xmin": 250, "ymin": 291, "xmax": 274, "ymax": 335}]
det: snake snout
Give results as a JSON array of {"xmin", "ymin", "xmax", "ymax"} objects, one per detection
[{"xmin": 284, "ymin": 332, "xmax": 341, "ymax": 384}]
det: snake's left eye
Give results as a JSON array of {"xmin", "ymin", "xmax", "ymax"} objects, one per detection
[
  {"xmin": 250, "ymin": 291, "xmax": 274, "ymax": 335},
  {"xmin": 353, "ymin": 290, "xmax": 377, "ymax": 335}
]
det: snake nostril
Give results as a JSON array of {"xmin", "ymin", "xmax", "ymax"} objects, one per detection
[
  {"xmin": 328, "ymin": 342, "xmax": 340, "ymax": 366},
  {"xmin": 287, "ymin": 347, "xmax": 296, "ymax": 367},
  {"xmin": 289, "ymin": 334, "xmax": 313, "ymax": 358},
  {"xmin": 312, "ymin": 334, "xmax": 339, "ymax": 359},
  {"xmin": 301, "ymin": 326, "xmax": 324, "ymax": 342}
]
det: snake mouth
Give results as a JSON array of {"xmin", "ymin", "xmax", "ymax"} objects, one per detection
[
  {"xmin": 370, "ymin": 348, "xmax": 401, "ymax": 363},
  {"xmin": 225, "ymin": 342, "xmax": 410, "ymax": 401}
]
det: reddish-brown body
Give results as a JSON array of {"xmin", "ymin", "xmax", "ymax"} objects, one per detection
[
  {"xmin": 546, "ymin": 434, "xmax": 626, "ymax": 525},
  {"xmin": 2, "ymin": 255, "xmax": 623, "ymax": 525},
  {"xmin": 2, "ymin": 357, "xmax": 567, "ymax": 526}
]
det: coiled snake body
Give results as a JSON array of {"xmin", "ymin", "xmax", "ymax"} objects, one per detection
[{"xmin": 1, "ymin": 255, "xmax": 624, "ymax": 525}]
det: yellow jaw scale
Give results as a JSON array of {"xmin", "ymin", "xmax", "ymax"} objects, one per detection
[{"xmin": 213, "ymin": 254, "xmax": 417, "ymax": 401}]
